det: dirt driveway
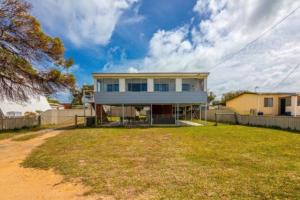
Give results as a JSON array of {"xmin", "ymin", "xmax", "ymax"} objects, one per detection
[{"xmin": 0, "ymin": 130, "xmax": 97, "ymax": 200}]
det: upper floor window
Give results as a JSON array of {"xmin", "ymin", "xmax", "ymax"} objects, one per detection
[
  {"xmin": 96, "ymin": 78, "xmax": 119, "ymax": 92},
  {"xmin": 182, "ymin": 84, "xmax": 191, "ymax": 91},
  {"xmin": 264, "ymin": 98, "xmax": 273, "ymax": 107},
  {"xmin": 298, "ymin": 96, "xmax": 300, "ymax": 106},
  {"xmin": 107, "ymin": 84, "xmax": 119, "ymax": 92},
  {"xmin": 126, "ymin": 79, "xmax": 147, "ymax": 92},
  {"xmin": 182, "ymin": 79, "xmax": 204, "ymax": 92},
  {"xmin": 154, "ymin": 79, "xmax": 175, "ymax": 92}
]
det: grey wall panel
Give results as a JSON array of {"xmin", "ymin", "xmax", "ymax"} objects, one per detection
[{"xmin": 94, "ymin": 92, "xmax": 207, "ymax": 105}]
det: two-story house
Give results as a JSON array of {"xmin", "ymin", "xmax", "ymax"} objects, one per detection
[{"xmin": 92, "ymin": 72, "xmax": 209, "ymax": 125}]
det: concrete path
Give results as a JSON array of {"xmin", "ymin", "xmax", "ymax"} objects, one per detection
[
  {"xmin": 178, "ymin": 120, "xmax": 203, "ymax": 126},
  {"xmin": 0, "ymin": 130, "xmax": 97, "ymax": 200}
]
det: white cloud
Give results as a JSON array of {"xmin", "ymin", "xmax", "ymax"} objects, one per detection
[
  {"xmin": 28, "ymin": 0, "xmax": 139, "ymax": 46},
  {"xmin": 107, "ymin": 0, "xmax": 300, "ymax": 96}
]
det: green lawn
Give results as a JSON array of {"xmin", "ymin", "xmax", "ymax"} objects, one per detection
[{"xmin": 22, "ymin": 125, "xmax": 300, "ymax": 199}]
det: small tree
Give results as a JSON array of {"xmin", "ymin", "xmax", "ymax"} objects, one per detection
[
  {"xmin": 208, "ymin": 91, "xmax": 216, "ymax": 104},
  {"xmin": 71, "ymin": 85, "xmax": 94, "ymax": 105},
  {"xmin": 0, "ymin": 0, "xmax": 75, "ymax": 102}
]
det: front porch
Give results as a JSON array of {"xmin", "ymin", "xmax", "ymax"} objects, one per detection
[{"xmin": 278, "ymin": 96, "xmax": 299, "ymax": 116}]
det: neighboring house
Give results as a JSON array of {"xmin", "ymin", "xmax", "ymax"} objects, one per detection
[
  {"xmin": 226, "ymin": 92, "xmax": 300, "ymax": 116},
  {"xmin": 0, "ymin": 96, "xmax": 51, "ymax": 117},
  {"xmin": 92, "ymin": 72, "xmax": 209, "ymax": 125}
]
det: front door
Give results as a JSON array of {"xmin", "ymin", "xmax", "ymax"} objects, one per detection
[{"xmin": 280, "ymin": 98, "xmax": 286, "ymax": 115}]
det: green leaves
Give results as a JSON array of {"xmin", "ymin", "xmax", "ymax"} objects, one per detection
[{"xmin": 0, "ymin": 0, "xmax": 76, "ymax": 101}]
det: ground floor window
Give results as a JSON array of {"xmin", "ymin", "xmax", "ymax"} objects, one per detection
[
  {"xmin": 297, "ymin": 96, "xmax": 300, "ymax": 106},
  {"xmin": 264, "ymin": 98, "xmax": 273, "ymax": 107},
  {"xmin": 286, "ymin": 97, "xmax": 291, "ymax": 107}
]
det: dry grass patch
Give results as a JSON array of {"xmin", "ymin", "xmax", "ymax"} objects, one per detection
[
  {"xmin": 22, "ymin": 125, "xmax": 300, "ymax": 199},
  {"xmin": 12, "ymin": 133, "xmax": 41, "ymax": 141}
]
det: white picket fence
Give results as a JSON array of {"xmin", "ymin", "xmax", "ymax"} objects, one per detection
[{"xmin": 0, "ymin": 116, "xmax": 40, "ymax": 131}]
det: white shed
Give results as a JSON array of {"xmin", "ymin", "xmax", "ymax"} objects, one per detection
[{"xmin": 0, "ymin": 96, "xmax": 51, "ymax": 117}]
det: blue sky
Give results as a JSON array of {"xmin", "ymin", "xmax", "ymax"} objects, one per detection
[
  {"xmin": 65, "ymin": 0, "xmax": 198, "ymax": 85},
  {"xmin": 28, "ymin": 0, "xmax": 300, "ymax": 102}
]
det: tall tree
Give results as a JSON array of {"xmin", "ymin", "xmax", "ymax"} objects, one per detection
[{"xmin": 0, "ymin": 0, "xmax": 75, "ymax": 102}]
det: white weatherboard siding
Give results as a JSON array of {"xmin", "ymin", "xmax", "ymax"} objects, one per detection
[
  {"xmin": 0, "ymin": 96, "xmax": 51, "ymax": 117},
  {"xmin": 176, "ymin": 78, "xmax": 182, "ymax": 92},
  {"xmin": 291, "ymin": 96, "xmax": 298, "ymax": 116}
]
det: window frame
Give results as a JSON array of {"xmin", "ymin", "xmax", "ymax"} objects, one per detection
[
  {"xmin": 264, "ymin": 97, "xmax": 273, "ymax": 107},
  {"xmin": 126, "ymin": 79, "xmax": 147, "ymax": 92},
  {"xmin": 96, "ymin": 78, "xmax": 119, "ymax": 92},
  {"xmin": 106, "ymin": 83, "xmax": 119, "ymax": 92},
  {"xmin": 182, "ymin": 83, "xmax": 191, "ymax": 92},
  {"xmin": 286, "ymin": 97, "xmax": 291, "ymax": 107},
  {"xmin": 154, "ymin": 83, "xmax": 169, "ymax": 92}
]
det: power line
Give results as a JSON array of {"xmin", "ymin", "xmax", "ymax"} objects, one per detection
[
  {"xmin": 272, "ymin": 62, "xmax": 300, "ymax": 89},
  {"xmin": 209, "ymin": 4, "xmax": 300, "ymax": 72}
]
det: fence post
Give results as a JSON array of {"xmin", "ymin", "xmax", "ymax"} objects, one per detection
[
  {"xmin": 75, "ymin": 115, "xmax": 78, "ymax": 127},
  {"xmin": 38, "ymin": 115, "xmax": 41, "ymax": 126},
  {"xmin": 215, "ymin": 113, "xmax": 218, "ymax": 126},
  {"xmin": 1, "ymin": 116, "xmax": 3, "ymax": 131},
  {"xmin": 234, "ymin": 113, "xmax": 239, "ymax": 125}
]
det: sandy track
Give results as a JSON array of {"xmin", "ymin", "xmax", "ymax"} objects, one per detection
[{"xmin": 0, "ymin": 130, "xmax": 97, "ymax": 200}]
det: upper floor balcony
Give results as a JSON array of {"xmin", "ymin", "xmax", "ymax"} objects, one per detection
[
  {"xmin": 95, "ymin": 77, "xmax": 206, "ymax": 93},
  {"xmin": 92, "ymin": 73, "xmax": 209, "ymax": 105}
]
